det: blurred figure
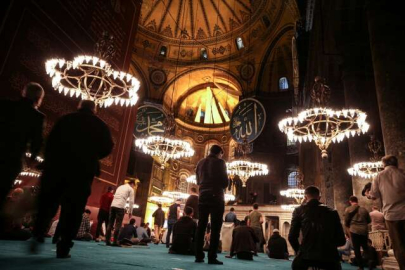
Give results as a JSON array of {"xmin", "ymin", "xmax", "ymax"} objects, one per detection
[
  {"xmin": 106, "ymin": 180, "xmax": 135, "ymax": 246},
  {"xmin": 152, "ymin": 204, "xmax": 165, "ymax": 244},
  {"xmin": 169, "ymin": 206, "xmax": 197, "ymax": 255},
  {"xmin": 289, "ymin": 186, "xmax": 346, "ymax": 270},
  {"xmin": 118, "ymin": 218, "xmax": 138, "ymax": 246},
  {"xmin": 75, "ymin": 209, "xmax": 92, "ymax": 241},
  {"xmin": 369, "ymin": 206, "xmax": 386, "ymax": 231},
  {"xmin": 367, "ymin": 155, "xmax": 405, "ymax": 269},
  {"xmin": 185, "ymin": 187, "xmax": 199, "ymax": 222},
  {"xmin": 227, "ymin": 220, "xmax": 258, "ymax": 260},
  {"xmin": 364, "ymin": 239, "xmax": 378, "ymax": 270},
  {"xmin": 145, "ymin": 222, "xmax": 151, "ymax": 237},
  {"xmin": 32, "ymin": 100, "xmax": 113, "ymax": 258},
  {"xmin": 247, "ymin": 203, "xmax": 264, "ymax": 252},
  {"xmin": 0, "ymin": 82, "xmax": 45, "ymax": 211},
  {"xmin": 166, "ymin": 199, "xmax": 181, "ymax": 248},
  {"xmin": 137, "ymin": 222, "xmax": 152, "ymax": 244},
  {"xmin": 337, "ymin": 234, "xmax": 353, "ymax": 261},
  {"xmin": 344, "ymin": 196, "xmax": 371, "ymax": 270},
  {"xmin": 95, "ymin": 187, "xmax": 114, "ymax": 242},
  {"xmin": 195, "ymin": 145, "xmax": 229, "ymax": 265},
  {"xmin": 224, "ymin": 207, "xmax": 238, "ymax": 224},
  {"xmin": 267, "ymin": 229, "xmax": 289, "ymax": 260}
]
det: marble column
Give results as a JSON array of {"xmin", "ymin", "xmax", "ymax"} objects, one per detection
[{"xmin": 367, "ymin": 1, "xmax": 405, "ymax": 169}]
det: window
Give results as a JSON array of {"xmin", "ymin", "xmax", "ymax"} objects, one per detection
[
  {"xmin": 236, "ymin": 37, "xmax": 244, "ymax": 50},
  {"xmin": 200, "ymin": 48, "xmax": 208, "ymax": 60},
  {"xmin": 288, "ymin": 171, "xmax": 298, "ymax": 187},
  {"xmin": 159, "ymin": 46, "xmax": 167, "ymax": 57},
  {"xmin": 279, "ymin": 77, "xmax": 289, "ymax": 90}
]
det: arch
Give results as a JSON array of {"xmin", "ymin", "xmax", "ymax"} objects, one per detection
[
  {"xmin": 282, "ymin": 221, "xmax": 290, "ymax": 239},
  {"xmin": 279, "ymin": 77, "xmax": 289, "ymax": 90},
  {"xmin": 288, "ymin": 171, "xmax": 299, "ymax": 187}
]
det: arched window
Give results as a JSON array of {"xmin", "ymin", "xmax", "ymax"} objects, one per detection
[
  {"xmin": 159, "ymin": 46, "xmax": 167, "ymax": 57},
  {"xmin": 179, "ymin": 174, "xmax": 188, "ymax": 193},
  {"xmin": 200, "ymin": 48, "xmax": 208, "ymax": 60},
  {"xmin": 236, "ymin": 37, "xmax": 244, "ymax": 50},
  {"xmin": 288, "ymin": 171, "xmax": 298, "ymax": 187},
  {"xmin": 279, "ymin": 77, "xmax": 289, "ymax": 90}
]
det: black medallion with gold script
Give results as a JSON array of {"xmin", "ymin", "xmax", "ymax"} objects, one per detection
[
  {"xmin": 134, "ymin": 105, "xmax": 166, "ymax": 138},
  {"xmin": 230, "ymin": 98, "xmax": 266, "ymax": 143}
]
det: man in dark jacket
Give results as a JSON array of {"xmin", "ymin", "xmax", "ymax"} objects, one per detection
[
  {"xmin": 227, "ymin": 220, "xmax": 258, "ymax": 260},
  {"xmin": 152, "ymin": 203, "xmax": 165, "ymax": 244},
  {"xmin": 169, "ymin": 206, "xmax": 197, "ymax": 255},
  {"xmin": 32, "ymin": 100, "xmax": 113, "ymax": 258},
  {"xmin": 289, "ymin": 186, "xmax": 346, "ymax": 270},
  {"xmin": 267, "ymin": 229, "xmax": 289, "ymax": 260},
  {"xmin": 185, "ymin": 187, "xmax": 199, "ymax": 222},
  {"xmin": 0, "ymin": 82, "xmax": 45, "ymax": 211},
  {"xmin": 166, "ymin": 199, "xmax": 181, "ymax": 248},
  {"xmin": 195, "ymin": 145, "xmax": 229, "ymax": 265},
  {"xmin": 118, "ymin": 218, "xmax": 138, "ymax": 246}
]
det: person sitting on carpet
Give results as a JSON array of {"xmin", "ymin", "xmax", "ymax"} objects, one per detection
[
  {"xmin": 226, "ymin": 220, "xmax": 259, "ymax": 260},
  {"xmin": 118, "ymin": 218, "xmax": 139, "ymax": 246},
  {"xmin": 267, "ymin": 229, "xmax": 289, "ymax": 260},
  {"xmin": 169, "ymin": 206, "xmax": 197, "ymax": 255},
  {"xmin": 75, "ymin": 209, "xmax": 93, "ymax": 241},
  {"xmin": 137, "ymin": 222, "xmax": 152, "ymax": 244},
  {"xmin": 337, "ymin": 234, "xmax": 353, "ymax": 262}
]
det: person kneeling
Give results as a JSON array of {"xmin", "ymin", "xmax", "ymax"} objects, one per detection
[
  {"xmin": 169, "ymin": 206, "xmax": 197, "ymax": 255},
  {"xmin": 118, "ymin": 218, "xmax": 139, "ymax": 246},
  {"xmin": 227, "ymin": 220, "xmax": 258, "ymax": 260},
  {"xmin": 75, "ymin": 209, "xmax": 93, "ymax": 241},
  {"xmin": 267, "ymin": 229, "xmax": 289, "ymax": 260}
]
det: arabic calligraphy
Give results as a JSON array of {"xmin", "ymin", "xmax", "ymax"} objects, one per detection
[
  {"xmin": 230, "ymin": 99, "xmax": 266, "ymax": 143},
  {"xmin": 134, "ymin": 105, "xmax": 166, "ymax": 138}
]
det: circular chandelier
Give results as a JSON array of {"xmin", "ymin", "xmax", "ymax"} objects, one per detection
[
  {"xmin": 278, "ymin": 77, "xmax": 369, "ymax": 158},
  {"xmin": 45, "ymin": 56, "xmax": 139, "ymax": 108},
  {"xmin": 149, "ymin": 196, "xmax": 174, "ymax": 204},
  {"xmin": 347, "ymin": 136, "xmax": 384, "ymax": 179},
  {"xmin": 19, "ymin": 169, "xmax": 41, "ymax": 178},
  {"xmin": 135, "ymin": 136, "xmax": 194, "ymax": 169},
  {"xmin": 186, "ymin": 175, "xmax": 196, "ymax": 184},
  {"xmin": 278, "ymin": 108, "xmax": 369, "ymax": 158},
  {"xmin": 162, "ymin": 191, "xmax": 190, "ymax": 200},
  {"xmin": 280, "ymin": 188, "xmax": 305, "ymax": 202},
  {"xmin": 225, "ymin": 193, "xmax": 236, "ymax": 202},
  {"xmin": 227, "ymin": 160, "xmax": 269, "ymax": 187},
  {"xmin": 281, "ymin": 204, "xmax": 300, "ymax": 211}
]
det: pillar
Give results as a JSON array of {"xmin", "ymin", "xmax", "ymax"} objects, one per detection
[{"xmin": 367, "ymin": 1, "xmax": 405, "ymax": 169}]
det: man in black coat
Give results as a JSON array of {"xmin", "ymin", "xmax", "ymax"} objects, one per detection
[
  {"xmin": 32, "ymin": 100, "xmax": 113, "ymax": 258},
  {"xmin": 169, "ymin": 206, "xmax": 197, "ymax": 255},
  {"xmin": 195, "ymin": 145, "xmax": 229, "ymax": 265},
  {"xmin": 267, "ymin": 229, "xmax": 289, "ymax": 260},
  {"xmin": 288, "ymin": 186, "xmax": 346, "ymax": 270},
  {"xmin": 0, "ymin": 82, "xmax": 45, "ymax": 210},
  {"xmin": 227, "ymin": 220, "xmax": 258, "ymax": 260}
]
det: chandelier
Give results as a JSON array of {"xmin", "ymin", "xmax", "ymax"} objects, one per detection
[
  {"xmin": 278, "ymin": 77, "xmax": 369, "ymax": 158},
  {"xmin": 45, "ymin": 32, "xmax": 140, "ymax": 108},
  {"xmin": 19, "ymin": 168, "xmax": 41, "ymax": 178},
  {"xmin": 281, "ymin": 204, "xmax": 300, "ymax": 211},
  {"xmin": 135, "ymin": 136, "xmax": 194, "ymax": 169},
  {"xmin": 225, "ymin": 193, "xmax": 236, "ymax": 202},
  {"xmin": 348, "ymin": 136, "xmax": 384, "ymax": 179},
  {"xmin": 162, "ymin": 191, "xmax": 190, "ymax": 200},
  {"xmin": 186, "ymin": 175, "xmax": 196, "ymax": 184},
  {"xmin": 149, "ymin": 196, "xmax": 174, "ymax": 204},
  {"xmin": 280, "ymin": 170, "xmax": 305, "ymax": 205}
]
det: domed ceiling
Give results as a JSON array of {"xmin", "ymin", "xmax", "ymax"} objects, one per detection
[{"xmin": 139, "ymin": 0, "xmax": 266, "ymax": 44}]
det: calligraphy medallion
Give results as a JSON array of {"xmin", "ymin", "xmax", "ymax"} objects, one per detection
[
  {"xmin": 134, "ymin": 105, "xmax": 166, "ymax": 138},
  {"xmin": 230, "ymin": 98, "xmax": 266, "ymax": 144}
]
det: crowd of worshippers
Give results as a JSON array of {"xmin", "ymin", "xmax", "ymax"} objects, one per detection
[{"xmin": 1, "ymin": 83, "xmax": 405, "ymax": 269}]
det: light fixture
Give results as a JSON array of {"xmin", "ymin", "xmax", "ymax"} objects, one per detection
[
  {"xmin": 280, "ymin": 169, "xmax": 305, "ymax": 206},
  {"xmin": 281, "ymin": 204, "xmax": 300, "ymax": 211},
  {"xmin": 149, "ymin": 196, "xmax": 174, "ymax": 204},
  {"xmin": 44, "ymin": 32, "xmax": 140, "ymax": 108},
  {"xmin": 227, "ymin": 160, "xmax": 269, "ymax": 187},
  {"xmin": 19, "ymin": 169, "xmax": 41, "ymax": 178},
  {"xmin": 14, "ymin": 179, "xmax": 23, "ymax": 186},
  {"xmin": 348, "ymin": 136, "xmax": 384, "ymax": 179},
  {"xmin": 186, "ymin": 175, "xmax": 196, "ymax": 184},
  {"xmin": 225, "ymin": 193, "xmax": 236, "ymax": 202},
  {"xmin": 25, "ymin": 152, "xmax": 44, "ymax": 163},
  {"xmin": 278, "ymin": 77, "xmax": 369, "ymax": 158},
  {"xmin": 162, "ymin": 191, "xmax": 190, "ymax": 200},
  {"xmin": 135, "ymin": 136, "xmax": 195, "ymax": 169}
]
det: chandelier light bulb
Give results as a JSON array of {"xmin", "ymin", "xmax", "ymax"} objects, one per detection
[
  {"xmin": 226, "ymin": 160, "xmax": 269, "ymax": 187},
  {"xmin": 347, "ymin": 161, "xmax": 383, "ymax": 179},
  {"xmin": 186, "ymin": 175, "xmax": 197, "ymax": 184}
]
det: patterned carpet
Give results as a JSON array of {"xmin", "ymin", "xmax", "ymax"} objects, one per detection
[{"xmin": 0, "ymin": 239, "xmax": 358, "ymax": 270}]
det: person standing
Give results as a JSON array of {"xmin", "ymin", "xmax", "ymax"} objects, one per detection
[
  {"xmin": 366, "ymin": 155, "xmax": 405, "ymax": 269},
  {"xmin": 166, "ymin": 199, "xmax": 181, "ymax": 248},
  {"xmin": 369, "ymin": 206, "xmax": 386, "ymax": 231},
  {"xmin": 95, "ymin": 187, "xmax": 114, "ymax": 241},
  {"xmin": 185, "ymin": 187, "xmax": 199, "ymax": 222},
  {"xmin": 105, "ymin": 180, "xmax": 135, "ymax": 246},
  {"xmin": 195, "ymin": 145, "xmax": 229, "ymax": 265},
  {"xmin": 344, "ymin": 196, "xmax": 371, "ymax": 270},
  {"xmin": 0, "ymin": 82, "xmax": 45, "ymax": 211},
  {"xmin": 289, "ymin": 186, "xmax": 346, "ymax": 269},
  {"xmin": 152, "ymin": 204, "xmax": 165, "ymax": 244},
  {"xmin": 248, "ymin": 203, "xmax": 264, "ymax": 252},
  {"xmin": 32, "ymin": 100, "xmax": 113, "ymax": 258},
  {"xmin": 224, "ymin": 207, "xmax": 238, "ymax": 224}
]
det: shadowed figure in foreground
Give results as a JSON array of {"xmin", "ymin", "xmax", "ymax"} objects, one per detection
[
  {"xmin": 0, "ymin": 83, "xmax": 45, "ymax": 215},
  {"xmin": 32, "ymin": 100, "xmax": 113, "ymax": 258}
]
